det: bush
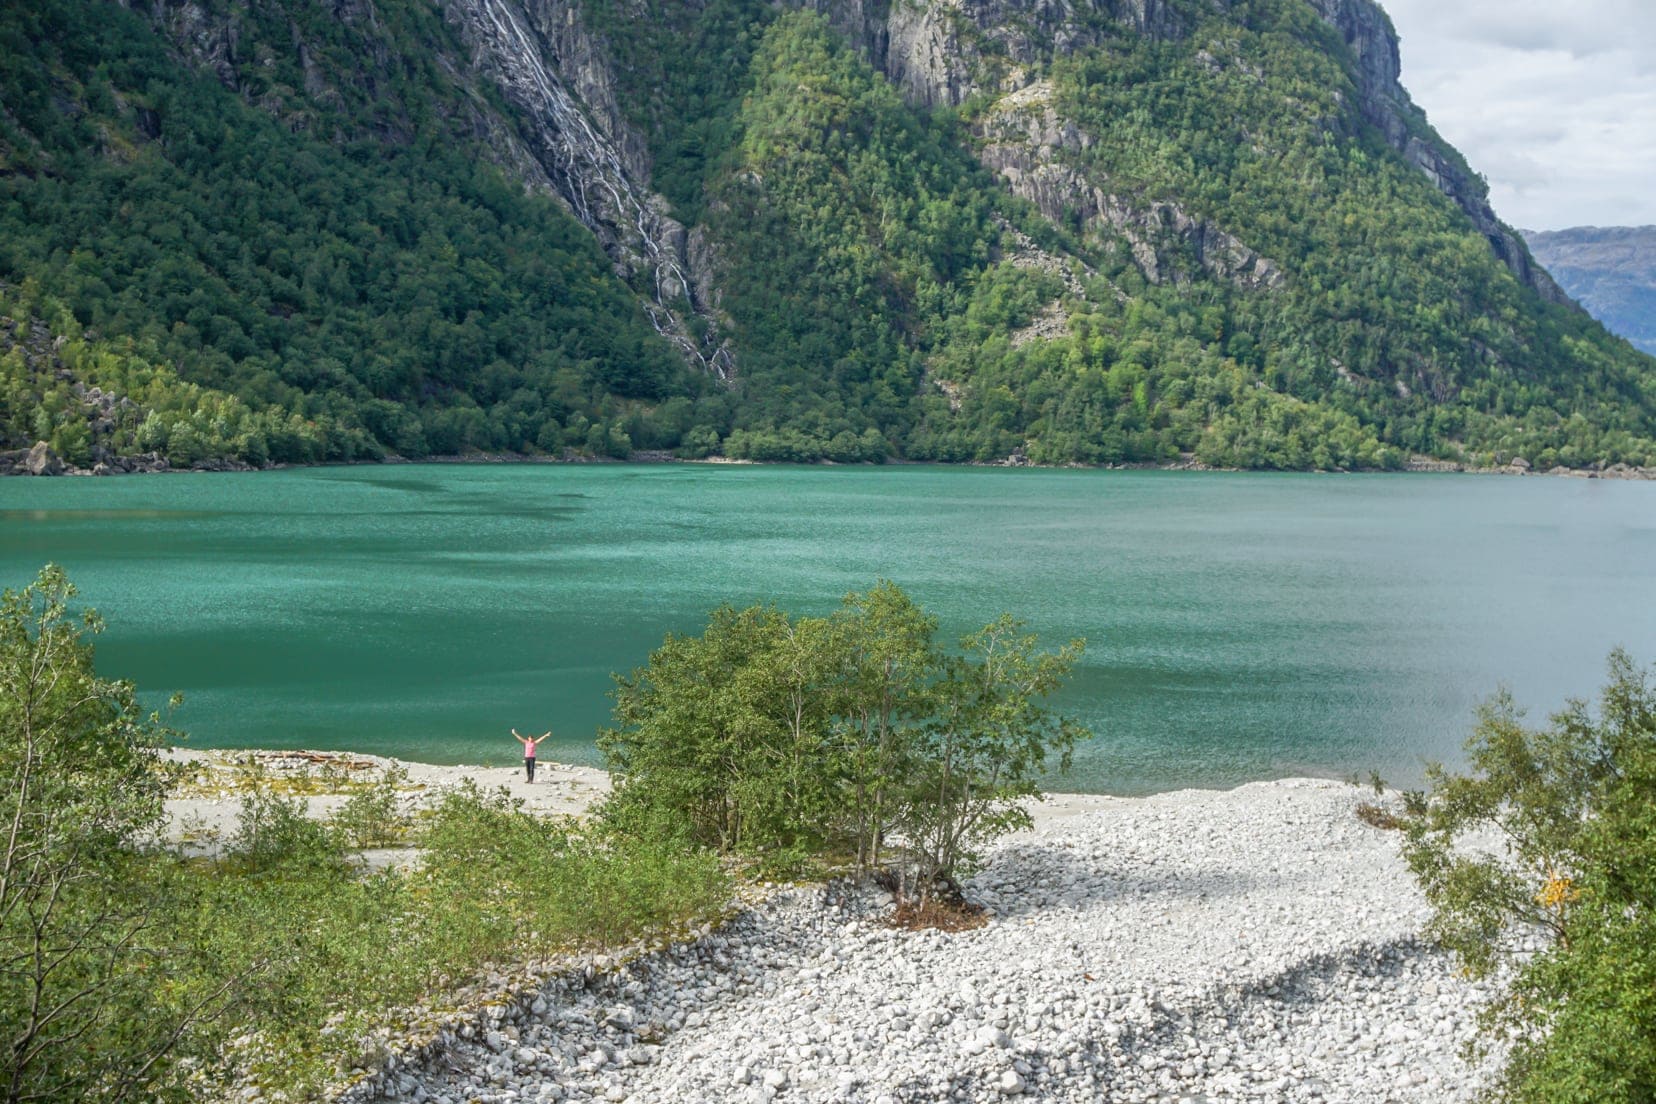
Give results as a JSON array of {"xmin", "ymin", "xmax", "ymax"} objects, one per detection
[
  {"xmin": 1403, "ymin": 650, "xmax": 1656, "ymax": 1103},
  {"xmin": 329, "ymin": 764, "xmax": 412, "ymax": 849},
  {"xmin": 418, "ymin": 782, "xmax": 728, "ymax": 958},
  {"xmin": 599, "ymin": 582, "xmax": 1088, "ymax": 901}
]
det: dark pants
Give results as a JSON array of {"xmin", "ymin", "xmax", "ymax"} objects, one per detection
[{"xmin": 525, "ymin": 757, "xmax": 536, "ymax": 782}]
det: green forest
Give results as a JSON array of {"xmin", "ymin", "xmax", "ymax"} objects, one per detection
[{"xmin": 3, "ymin": 0, "xmax": 1655, "ymax": 471}]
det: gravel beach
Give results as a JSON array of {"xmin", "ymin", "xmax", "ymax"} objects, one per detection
[{"xmin": 306, "ymin": 772, "xmax": 1504, "ymax": 1104}]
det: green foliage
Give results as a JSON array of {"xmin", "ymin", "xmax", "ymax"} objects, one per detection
[
  {"xmin": 0, "ymin": 0, "xmax": 697, "ymax": 463},
  {"xmin": 706, "ymin": 13, "xmax": 1002, "ymax": 458},
  {"xmin": 599, "ymin": 582, "xmax": 1087, "ymax": 898},
  {"xmin": 418, "ymin": 782, "xmax": 727, "ymax": 953},
  {"xmin": 169, "ymin": 776, "xmax": 727, "ymax": 1097},
  {"xmin": 0, "ymin": 566, "xmax": 205, "ymax": 1104},
  {"xmin": 899, "ymin": 615, "xmax": 1087, "ymax": 898},
  {"xmin": 328, "ymin": 763, "xmax": 412, "ymax": 849},
  {"xmin": 5, "ymin": 0, "xmax": 1655, "ymax": 471},
  {"xmin": 1403, "ymin": 650, "xmax": 1656, "ymax": 1103}
]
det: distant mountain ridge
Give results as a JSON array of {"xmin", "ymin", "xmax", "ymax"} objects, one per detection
[
  {"xmin": 3, "ymin": 0, "xmax": 1655, "ymax": 473},
  {"xmin": 1523, "ymin": 227, "xmax": 1656, "ymax": 356}
]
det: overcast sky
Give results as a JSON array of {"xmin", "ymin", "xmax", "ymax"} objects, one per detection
[{"xmin": 1380, "ymin": 0, "xmax": 1656, "ymax": 231}]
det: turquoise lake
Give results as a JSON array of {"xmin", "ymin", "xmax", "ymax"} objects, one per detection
[{"xmin": 1, "ymin": 464, "xmax": 1653, "ymax": 794}]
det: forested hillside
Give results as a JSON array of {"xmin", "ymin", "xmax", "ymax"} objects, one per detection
[
  {"xmin": 0, "ymin": 0, "xmax": 712, "ymax": 468},
  {"xmin": 3, "ymin": 0, "xmax": 1655, "ymax": 472}
]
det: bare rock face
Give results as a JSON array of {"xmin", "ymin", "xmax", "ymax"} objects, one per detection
[
  {"xmin": 156, "ymin": 1, "xmax": 242, "ymax": 91},
  {"xmin": 821, "ymin": 0, "xmax": 1187, "ymax": 110},
  {"xmin": 978, "ymin": 83, "xmax": 1284, "ymax": 292},
  {"xmin": 24, "ymin": 441, "xmax": 65, "ymax": 477}
]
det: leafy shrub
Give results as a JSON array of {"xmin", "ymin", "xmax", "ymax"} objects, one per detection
[
  {"xmin": 1404, "ymin": 650, "xmax": 1656, "ymax": 1103},
  {"xmin": 599, "ymin": 582, "xmax": 1088, "ymax": 902},
  {"xmin": 329, "ymin": 764, "xmax": 412, "ymax": 849},
  {"xmin": 229, "ymin": 786, "xmax": 340, "ymax": 873}
]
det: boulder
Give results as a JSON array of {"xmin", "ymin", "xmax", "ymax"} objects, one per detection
[{"xmin": 24, "ymin": 441, "xmax": 64, "ymax": 476}]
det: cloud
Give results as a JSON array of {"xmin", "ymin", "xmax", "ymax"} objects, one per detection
[{"xmin": 1381, "ymin": 0, "xmax": 1656, "ymax": 228}]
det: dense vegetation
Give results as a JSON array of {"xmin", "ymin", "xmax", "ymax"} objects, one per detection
[
  {"xmin": 0, "ymin": 0, "xmax": 707, "ymax": 466},
  {"xmin": 1403, "ymin": 651, "xmax": 1656, "ymax": 1103},
  {"xmin": 0, "ymin": 566, "xmax": 728, "ymax": 1101},
  {"xmin": 3, "ymin": 0, "xmax": 1656, "ymax": 470}
]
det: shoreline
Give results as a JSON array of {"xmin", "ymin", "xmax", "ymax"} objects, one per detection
[
  {"xmin": 167, "ymin": 749, "xmax": 1504, "ymax": 1102},
  {"xmin": 8, "ymin": 444, "xmax": 1655, "ymax": 481}
]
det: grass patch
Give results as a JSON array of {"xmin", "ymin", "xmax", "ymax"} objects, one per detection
[{"xmin": 164, "ymin": 778, "xmax": 729, "ymax": 1100}]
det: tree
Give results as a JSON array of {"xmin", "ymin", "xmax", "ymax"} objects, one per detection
[
  {"xmin": 1402, "ymin": 649, "xmax": 1656, "ymax": 1103},
  {"xmin": 598, "ymin": 583, "xmax": 1088, "ymax": 897},
  {"xmin": 830, "ymin": 581, "xmax": 938, "ymax": 874},
  {"xmin": 0, "ymin": 566, "xmax": 221, "ymax": 1104},
  {"xmin": 897, "ymin": 615, "xmax": 1086, "ymax": 906}
]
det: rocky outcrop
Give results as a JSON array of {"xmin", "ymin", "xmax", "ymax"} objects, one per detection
[
  {"xmin": 148, "ymin": 1, "xmax": 243, "ymax": 91},
  {"xmin": 978, "ymin": 83, "xmax": 1284, "ymax": 292},
  {"xmin": 23, "ymin": 442, "xmax": 63, "ymax": 476},
  {"xmin": 808, "ymin": 0, "xmax": 1186, "ymax": 109},
  {"xmin": 1304, "ymin": 0, "xmax": 1570, "ymax": 307}
]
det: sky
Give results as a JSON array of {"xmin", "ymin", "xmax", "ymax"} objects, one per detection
[{"xmin": 1380, "ymin": 0, "xmax": 1656, "ymax": 231}]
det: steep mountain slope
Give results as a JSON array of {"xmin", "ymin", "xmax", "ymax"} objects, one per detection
[
  {"xmin": 0, "ymin": 0, "xmax": 713, "ymax": 466},
  {"xmin": 1524, "ymin": 227, "xmax": 1656, "ymax": 357},
  {"xmin": 3, "ymin": 0, "xmax": 1654, "ymax": 471}
]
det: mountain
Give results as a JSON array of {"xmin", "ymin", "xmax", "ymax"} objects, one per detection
[
  {"xmin": 2, "ymin": 0, "xmax": 1654, "ymax": 473},
  {"xmin": 1523, "ymin": 227, "xmax": 1656, "ymax": 357}
]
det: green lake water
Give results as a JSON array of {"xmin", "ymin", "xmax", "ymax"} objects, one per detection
[{"xmin": 1, "ymin": 464, "xmax": 1653, "ymax": 794}]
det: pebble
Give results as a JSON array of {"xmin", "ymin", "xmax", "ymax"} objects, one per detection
[{"xmin": 341, "ymin": 781, "xmax": 1505, "ymax": 1103}]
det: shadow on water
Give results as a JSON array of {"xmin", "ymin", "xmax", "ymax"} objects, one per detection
[{"xmin": 0, "ymin": 509, "xmax": 216, "ymax": 523}]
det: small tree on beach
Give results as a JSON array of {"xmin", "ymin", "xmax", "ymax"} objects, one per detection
[
  {"xmin": 599, "ymin": 583, "xmax": 1088, "ymax": 898},
  {"xmin": 897, "ymin": 615, "xmax": 1086, "ymax": 906}
]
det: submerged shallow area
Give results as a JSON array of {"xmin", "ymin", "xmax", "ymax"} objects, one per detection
[{"xmin": 2, "ymin": 463, "xmax": 1653, "ymax": 793}]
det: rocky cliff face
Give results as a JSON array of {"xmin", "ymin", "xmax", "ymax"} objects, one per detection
[
  {"xmin": 437, "ymin": 0, "xmax": 733, "ymax": 377},
  {"xmin": 978, "ymin": 81, "xmax": 1284, "ymax": 291},
  {"xmin": 804, "ymin": 0, "xmax": 1185, "ymax": 110},
  {"xmin": 796, "ymin": 0, "xmax": 1570, "ymax": 306},
  {"xmin": 1304, "ymin": 0, "xmax": 1569, "ymax": 306}
]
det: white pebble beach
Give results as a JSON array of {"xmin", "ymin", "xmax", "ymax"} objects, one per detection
[{"xmin": 164, "ymin": 750, "xmax": 1503, "ymax": 1103}]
